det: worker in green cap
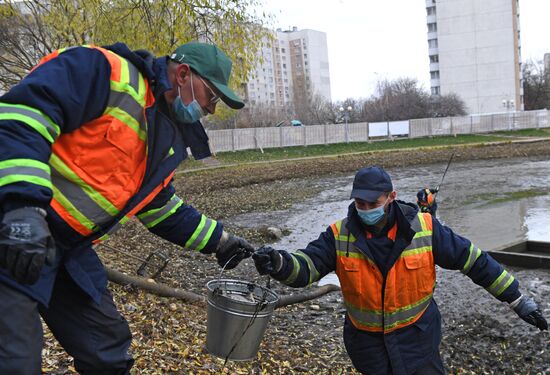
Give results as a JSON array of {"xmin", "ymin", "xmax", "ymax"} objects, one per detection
[{"xmin": 0, "ymin": 41, "xmax": 252, "ymax": 373}]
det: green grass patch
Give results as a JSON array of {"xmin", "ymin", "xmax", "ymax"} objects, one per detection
[
  {"xmin": 475, "ymin": 189, "xmax": 548, "ymax": 206},
  {"xmin": 179, "ymin": 158, "xmax": 204, "ymax": 170},
  {"xmin": 212, "ymin": 134, "xmax": 509, "ymax": 164},
  {"xmin": 493, "ymin": 128, "xmax": 550, "ymax": 137}
]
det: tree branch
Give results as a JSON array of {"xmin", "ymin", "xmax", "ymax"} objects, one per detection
[
  {"xmin": 276, "ymin": 284, "xmax": 341, "ymax": 308},
  {"xmin": 106, "ymin": 267, "xmax": 207, "ymax": 306},
  {"xmin": 105, "ymin": 266, "xmax": 341, "ymax": 310}
]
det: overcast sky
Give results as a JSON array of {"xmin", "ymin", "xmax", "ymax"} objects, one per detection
[{"xmin": 261, "ymin": 0, "xmax": 550, "ymax": 101}]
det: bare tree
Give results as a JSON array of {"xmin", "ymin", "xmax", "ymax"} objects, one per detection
[
  {"xmin": 523, "ymin": 59, "xmax": 550, "ymax": 110},
  {"xmin": 363, "ymin": 78, "xmax": 429, "ymax": 122},
  {"xmin": 300, "ymin": 93, "xmax": 337, "ymax": 125},
  {"xmin": 429, "ymin": 93, "xmax": 466, "ymax": 117},
  {"xmin": 362, "ymin": 77, "xmax": 466, "ymax": 121}
]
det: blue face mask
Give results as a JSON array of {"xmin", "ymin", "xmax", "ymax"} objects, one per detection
[
  {"xmin": 356, "ymin": 199, "xmax": 389, "ymax": 225},
  {"xmin": 172, "ymin": 74, "xmax": 206, "ymax": 124}
]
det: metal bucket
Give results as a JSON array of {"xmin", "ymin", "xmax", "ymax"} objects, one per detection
[{"xmin": 206, "ymin": 279, "xmax": 279, "ymax": 361}]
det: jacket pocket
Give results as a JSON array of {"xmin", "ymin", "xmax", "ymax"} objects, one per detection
[
  {"xmin": 404, "ymin": 255, "xmax": 430, "ymax": 269},
  {"xmin": 403, "ymin": 254, "xmax": 435, "ymax": 296},
  {"xmin": 73, "ymin": 122, "xmax": 140, "ymax": 185},
  {"xmin": 337, "ymin": 258, "xmax": 363, "ymax": 297}
]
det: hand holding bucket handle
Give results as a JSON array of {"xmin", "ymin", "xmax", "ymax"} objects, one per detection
[
  {"xmin": 252, "ymin": 246, "xmax": 285, "ymax": 275},
  {"xmin": 215, "ymin": 231, "xmax": 254, "ymax": 270}
]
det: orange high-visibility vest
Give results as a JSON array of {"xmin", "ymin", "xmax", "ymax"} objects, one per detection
[
  {"xmin": 332, "ymin": 212, "xmax": 435, "ymax": 333},
  {"xmin": 37, "ymin": 46, "xmax": 159, "ymax": 238}
]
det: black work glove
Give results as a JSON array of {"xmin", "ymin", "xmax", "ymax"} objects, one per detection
[
  {"xmin": 215, "ymin": 232, "xmax": 254, "ymax": 270},
  {"xmin": 252, "ymin": 246, "xmax": 285, "ymax": 275},
  {"xmin": 417, "ymin": 188, "xmax": 438, "ymax": 214},
  {"xmin": 511, "ymin": 295, "xmax": 548, "ymax": 331},
  {"xmin": 0, "ymin": 207, "xmax": 56, "ymax": 285}
]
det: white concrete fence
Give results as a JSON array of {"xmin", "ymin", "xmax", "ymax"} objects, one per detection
[{"xmin": 208, "ymin": 109, "xmax": 550, "ymax": 153}]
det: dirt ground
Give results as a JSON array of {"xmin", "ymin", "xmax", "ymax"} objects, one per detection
[{"xmin": 44, "ymin": 139, "xmax": 550, "ymax": 374}]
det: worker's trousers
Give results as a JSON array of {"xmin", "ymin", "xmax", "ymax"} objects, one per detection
[{"xmin": 0, "ymin": 268, "xmax": 133, "ymax": 375}]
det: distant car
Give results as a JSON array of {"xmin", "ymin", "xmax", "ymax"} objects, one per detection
[{"xmin": 291, "ymin": 120, "xmax": 303, "ymax": 126}]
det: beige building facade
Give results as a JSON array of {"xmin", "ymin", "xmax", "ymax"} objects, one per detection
[{"xmin": 245, "ymin": 27, "xmax": 331, "ymax": 111}]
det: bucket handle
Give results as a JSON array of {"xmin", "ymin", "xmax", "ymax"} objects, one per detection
[
  {"xmin": 214, "ymin": 251, "xmax": 271, "ymax": 307},
  {"xmin": 213, "ymin": 252, "xmax": 244, "ymax": 296}
]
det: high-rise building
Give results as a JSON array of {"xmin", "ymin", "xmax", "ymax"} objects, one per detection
[
  {"xmin": 426, "ymin": 0, "xmax": 523, "ymax": 114},
  {"xmin": 245, "ymin": 27, "xmax": 331, "ymax": 110}
]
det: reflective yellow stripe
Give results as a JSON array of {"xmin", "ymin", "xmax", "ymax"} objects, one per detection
[
  {"xmin": 294, "ymin": 251, "xmax": 321, "ymax": 284},
  {"xmin": 185, "ymin": 215, "xmax": 218, "ymax": 251},
  {"xmin": 284, "ymin": 255, "xmax": 301, "ymax": 284},
  {"xmin": 417, "ymin": 213, "xmax": 427, "ymax": 231},
  {"xmin": 0, "ymin": 102, "xmax": 60, "ymax": 143},
  {"xmin": 111, "ymin": 77, "xmax": 146, "ymax": 107},
  {"xmin": 401, "ymin": 246, "xmax": 432, "ymax": 257},
  {"xmin": 138, "ymin": 194, "xmax": 183, "ymax": 228},
  {"xmin": 0, "ymin": 158, "xmax": 52, "ymax": 189},
  {"xmin": 51, "ymin": 185, "xmax": 95, "ymax": 231},
  {"xmin": 487, "ymin": 269, "xmax": 515, "ymax": 297},
  {"xmin": 50, "ymin": 154, "xmax": 119, "ymax": 216},
  {"xmin": 462, "ymin": 244, "xmax": 482, "ymax": 274}
]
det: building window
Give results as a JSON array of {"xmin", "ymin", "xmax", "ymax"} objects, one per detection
[
  {"xmin": 281, "ymin": 48, "xmax": 286, "ymax": 53},
  {"xmin": 429, "ymin": 54, "xmax": 439, "ymax": 63},
  {"xmin": 426, "ymin": 6, "xmax": 436, "ymax": 15},
  {"xmin": 427, "ymin": 23, "xmax": 437, "ymax": 32},
  {"xmin": 430, "ymin": 71, "xmax": 440, "ymax": 79},
  {"xmin": 431, "ymin": 86, "xmax": 440, "ymax": 95},
  {"xmin": 428, "ymin": 39, "xmax": 438, "ymax": 48}
]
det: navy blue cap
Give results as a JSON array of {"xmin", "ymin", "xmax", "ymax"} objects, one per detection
[{"xmin": 350, "ymin": 166, "xmax": 393, "ymax": 202}]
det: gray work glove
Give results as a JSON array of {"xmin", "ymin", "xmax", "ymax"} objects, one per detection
[
  {"xmin": 252, "ymin": 246, "xmax": 285, "ymax": 275},
  {"xmin": 510, "ymin": 295, "xmax": 548, "ymax": 331},
  {"xmin": 215, "ymin": 231, "xmax": 254, "ymax": 270},
  {"xmin": 0, "ymin": 207, "xmax": 56, "ymax": 284}
]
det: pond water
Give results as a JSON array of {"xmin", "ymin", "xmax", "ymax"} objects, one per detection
[{"xmin": 232, "ymin": 156, "xmax": 550, "ymax": 286}]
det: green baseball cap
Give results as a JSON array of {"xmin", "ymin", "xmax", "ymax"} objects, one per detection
[{"xmin": 170, "ymin": 42, "xmax": 244, "ymax": 109}]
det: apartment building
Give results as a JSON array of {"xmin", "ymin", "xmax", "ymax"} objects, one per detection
[
  {"xmin": 426, "ymin": 0, "xmax": 523, "ymax": 114},
  {"xmin": 245, "ymin": 27, "xmax": 331, "ymax": 110}
]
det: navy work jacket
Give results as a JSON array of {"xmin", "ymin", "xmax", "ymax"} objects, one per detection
[{"xmin": 0, "ymin": 43, "xmax": 222, "ymax": 305}]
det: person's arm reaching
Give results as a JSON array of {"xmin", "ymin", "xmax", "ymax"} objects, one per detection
[{"xmin": 432, "ymin": 218, "xmax": 547, "ymax": 330}]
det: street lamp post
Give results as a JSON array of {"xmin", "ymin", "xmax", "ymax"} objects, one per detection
[
  {"xmin": 339, "ymin": 106, "xmax": 352, "ymax": 143},
  {"xmin": 502, "ymin": 99, "xmax": 514, "ymax": 131}
]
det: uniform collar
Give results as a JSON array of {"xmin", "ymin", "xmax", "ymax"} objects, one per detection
[{"xmin": 151, "ymin": 56, "xmax": 173, "ymax": 97}]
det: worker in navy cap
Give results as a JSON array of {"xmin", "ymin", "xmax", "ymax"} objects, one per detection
[{"xmin": 253, "ymin": 166, "xmax": 547, "ymax": 375}]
